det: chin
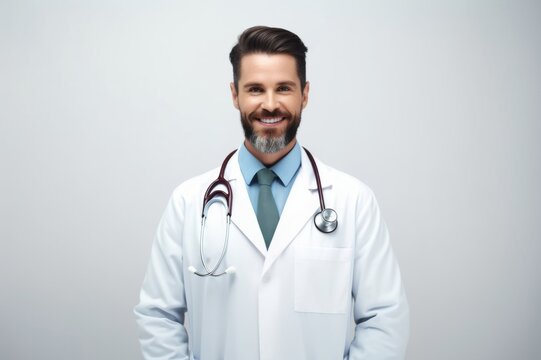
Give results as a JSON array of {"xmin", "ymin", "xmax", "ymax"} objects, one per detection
[{"xmin": 250, "ymin": 134, "xmax": 288, "ymax": 154}]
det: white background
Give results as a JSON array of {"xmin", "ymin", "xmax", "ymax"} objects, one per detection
[{"xmin": 1, "ymin": 0, "xmax": 540, "ymax": 359}]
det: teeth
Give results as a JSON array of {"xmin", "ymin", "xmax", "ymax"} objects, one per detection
[{"xmin": 260, "ymin": 117, "xmax": 283, "ymax": 124}]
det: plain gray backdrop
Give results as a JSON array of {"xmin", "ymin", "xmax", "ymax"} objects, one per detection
[{"xmin": 1, "ymin": 0, "xmax": 540, "ymax": 359}]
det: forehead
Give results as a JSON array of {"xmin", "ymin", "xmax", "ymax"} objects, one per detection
[{"xmin": 238, "ymin": 53, "xmax": 299, "ymax": 84}]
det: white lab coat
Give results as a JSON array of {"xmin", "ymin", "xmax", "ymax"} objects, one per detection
[{"xmin": 134, "ymin": 148, "xmax": 409, "ymax": 360}]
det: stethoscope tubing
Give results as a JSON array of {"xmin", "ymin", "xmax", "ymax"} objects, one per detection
[
  {"xmin": 303, "ymin": 147, "xmax": 326, "ymax": 211},
  {"xmin": 189, "ymin": 147, "xmax": 337, "ymax": 277},
  {"xmin": 201, "ymin": 150, "xmax": 237, "ymax": 217},
  {"xmin": 192, "ymin": 214, "xmax": 231, "ymax": 277}
]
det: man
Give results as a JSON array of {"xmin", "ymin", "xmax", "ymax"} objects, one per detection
[{"xmin": 134, "ymin": 26, "xmax": 409, "ymax": 360}]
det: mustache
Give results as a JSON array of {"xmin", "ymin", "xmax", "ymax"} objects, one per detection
[{"xmin": 250, "ymin": 109, "xmax": 291, "ymax": 119}]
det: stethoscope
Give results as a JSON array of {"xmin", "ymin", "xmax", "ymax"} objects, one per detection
[{"xmin": 188, "ymin": 147, "xmax": 338, "ymax": 277}]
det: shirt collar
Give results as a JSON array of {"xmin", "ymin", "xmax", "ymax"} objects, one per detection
[{"xmin": 238, "ymin": 141, "xmax": 301, "ymax": 186}]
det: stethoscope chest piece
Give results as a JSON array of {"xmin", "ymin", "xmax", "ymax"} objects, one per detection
[{"xmin": 314, "ymin": 208, "xmax": 338, "ymax": 233}]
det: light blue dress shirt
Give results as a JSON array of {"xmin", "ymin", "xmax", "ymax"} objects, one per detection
[{"xmin": 237, "ymin": 142, "xmax": 301, "ymax": 216}]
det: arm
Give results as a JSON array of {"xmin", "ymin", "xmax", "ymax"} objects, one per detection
[
  {"xmin": 134, "ymin": 190, "xmax": 190, "ymax": 360},
  {"xmin": 347, "ymin": 189, "xmax": 410, "ymax": 359}
]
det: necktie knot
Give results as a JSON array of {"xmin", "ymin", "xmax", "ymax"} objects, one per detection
[{"xmin": 256, "ymin": 168, "xmax": 277, "ymax": 186}]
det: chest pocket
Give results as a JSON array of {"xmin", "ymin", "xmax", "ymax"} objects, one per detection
[{"xmin": 294, "ymin": 246, "xmax": 353, "ymax": 314}]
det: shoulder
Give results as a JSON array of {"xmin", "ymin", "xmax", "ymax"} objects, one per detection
[
  {"xmin": 311, "ymin": 151, "xmax": 375, "ymax": 194},
  {"xmin": 167, "ymin": 148, "xmax": 241, "ymax": 206},
  {"xmin": 169, "ymin": 166, "xmax": 221, "ymax": 203},
  {"xmin": 319, "ymin": 160, "xmax": 379, "ymax": 206}
]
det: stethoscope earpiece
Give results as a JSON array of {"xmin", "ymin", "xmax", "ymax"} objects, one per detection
[{"xmin": 314, "ymin": 208, "xmax": 338, "ymax": 233}]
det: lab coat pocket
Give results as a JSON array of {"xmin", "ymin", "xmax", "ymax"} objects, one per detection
[{"xmin": 294, "ymin": 246, "xmax": 353, "ymax": 314}]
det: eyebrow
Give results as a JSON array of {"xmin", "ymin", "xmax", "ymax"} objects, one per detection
[{"xmin": 242, "ymin": 81, "xmax": 297, "ymax": 89}]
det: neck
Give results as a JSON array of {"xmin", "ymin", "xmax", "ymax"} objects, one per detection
[{"xmin": 244, "ymin": 139, "xmax": 297, "ymax": 167}]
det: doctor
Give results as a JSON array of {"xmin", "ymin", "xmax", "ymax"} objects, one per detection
[{"xmin": 134, "ymin": 26, "xmax": 409, "ymax": 359}]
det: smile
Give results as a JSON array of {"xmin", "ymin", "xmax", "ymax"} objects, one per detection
[{"xmin": 257, "ymin": 117, "xmax": 286, "ymax": 124}]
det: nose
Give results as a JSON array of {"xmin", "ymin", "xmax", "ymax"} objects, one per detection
[{"xmin": 261, "ymin": 91, "xmax": 279, "ymax": 112}]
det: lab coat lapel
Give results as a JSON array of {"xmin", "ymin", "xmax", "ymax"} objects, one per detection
[
  {"xmin": 262, "ymin": 149, "xmax": 332, "ymax": 276},
  {"xmin": 226, "ymin": 152, "xmax": 268, "ymax": 257}
]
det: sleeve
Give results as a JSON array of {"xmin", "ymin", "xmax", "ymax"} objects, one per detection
[
  {"xmin": 346, "ymin": 188, "xmax": 410, "ymax": 359},
  {"xmin": 133, "ymin": 190, "xmax": 190, "ymax": 360}
]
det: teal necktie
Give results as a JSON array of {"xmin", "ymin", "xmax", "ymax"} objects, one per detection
[{"xmin": 256, "ymin": 168, "xmax": 279, "ymax": 248}]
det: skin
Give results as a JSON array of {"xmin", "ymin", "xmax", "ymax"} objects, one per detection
[{"xmin": 230, "ymin": 53, "xmax": 310, "ymax": 166}]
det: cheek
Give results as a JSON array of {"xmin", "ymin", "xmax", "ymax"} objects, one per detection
[
  {"xmin": 239, "ymin": 100, "xmax": 260, "ymax": 115},
  {"xmin": 285, "ymin": 99, "xmax": 304, "ymax": 113},
  {"xmin": 237, "ymin": 96, "xmax": 253, "ymax": 107}
]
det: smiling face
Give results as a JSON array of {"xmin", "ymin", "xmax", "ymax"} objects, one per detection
[{"xmin": 231, "ymin": 53, "xmax": 309, "ymax": 156}]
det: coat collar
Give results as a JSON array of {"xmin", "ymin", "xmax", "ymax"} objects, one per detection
[
  {"xmin": 225, "ymin": 146, "xmax": 331, "ymax": 189},
  {"xmin": 237, "ymin": 142, "xmax": 302, "ymax": 187}
]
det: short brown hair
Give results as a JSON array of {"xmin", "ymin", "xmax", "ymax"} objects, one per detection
[{"xmin": 229, "ymin": 26, "xmax": 308, "ymax": 91}]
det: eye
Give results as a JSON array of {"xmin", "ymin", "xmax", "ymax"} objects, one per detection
[
  {"xmin": 277, "ymin": 86, "xmax": 291, "ymax": 92},
  {"xmin": 248, "ymin": 87, "xmax": 263, "ymax": 93}
]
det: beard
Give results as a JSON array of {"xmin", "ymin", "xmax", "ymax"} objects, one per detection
[{"xmin": 240, "ymin": 109, "xmax": 301, "ymax": 154}]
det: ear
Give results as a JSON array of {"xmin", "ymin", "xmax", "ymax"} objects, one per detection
[
  {"xmin": 230, "ymin": 82, "xmax": 239, "ymax": 109},
  {"xmin": 301, "ymin": 81, "xmax": 310, "ymax": 109}
]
